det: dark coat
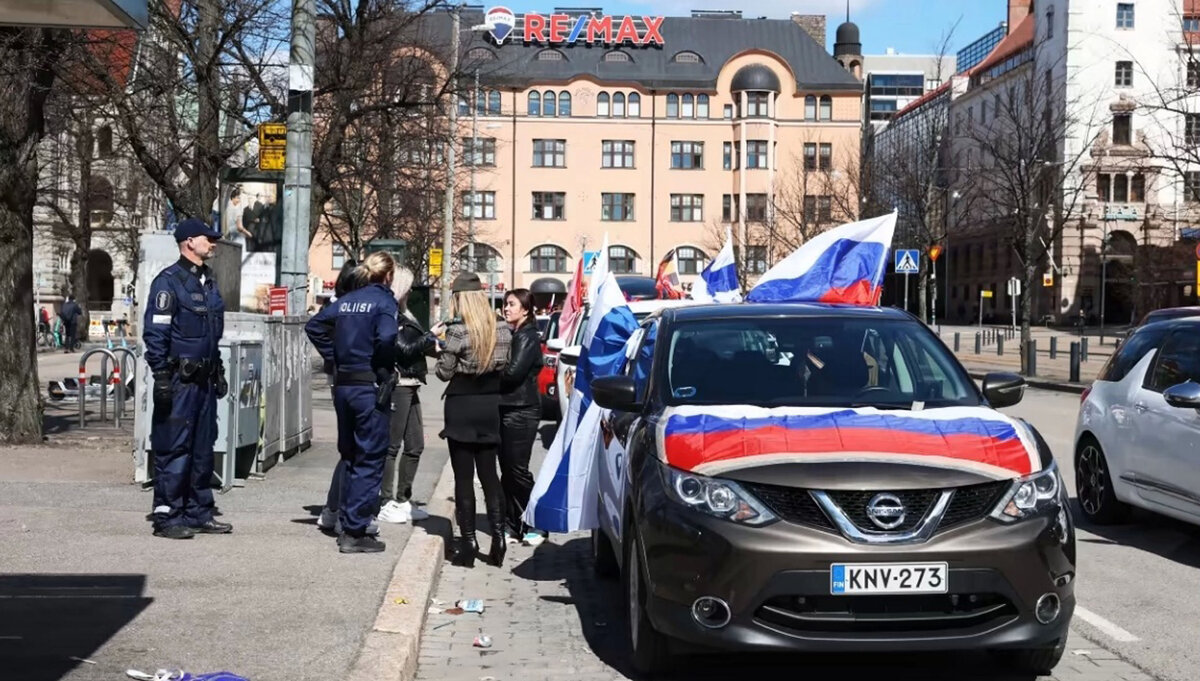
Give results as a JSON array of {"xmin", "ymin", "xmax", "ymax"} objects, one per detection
[
  {"xmin": 500, "ymin": 322, "xmax": 544, "ymax": 408},
  {"xmin": 396, "ymin": 313, "xmax": 434, "ymax": 383}
]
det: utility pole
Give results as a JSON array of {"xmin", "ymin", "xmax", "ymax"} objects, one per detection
[
  {"xmin": 282, "ymin": 0, "xmax": 314, "ymax": 316},
  {"xmin": 468, "ymin": 68, "xmax": 478, "ymax": 272},
  {"xmin": 438, "ymin": 7, "xmax": 460, "ymax": 320}
]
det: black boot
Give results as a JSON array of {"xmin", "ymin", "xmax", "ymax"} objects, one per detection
[
  {"xmin": 451, "ymin": 507, "xmax": 478, "ymax": 568},
  {"xmin": 487, "ymin": 506, "xmax": 507, "ymax": 567}
]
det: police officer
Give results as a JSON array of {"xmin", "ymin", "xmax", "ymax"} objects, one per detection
[
  {"xmin": 305, "ymin": 252, "xmax": 398, "ymax": 553},
  {"xmin": 143, "ymin": 218, "xmax": 231, "ymax": 539}
]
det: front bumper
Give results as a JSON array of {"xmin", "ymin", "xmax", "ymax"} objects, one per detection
[{"xmin": 637, "ymin": 479, "xmax": 1075, "ymax": 653}]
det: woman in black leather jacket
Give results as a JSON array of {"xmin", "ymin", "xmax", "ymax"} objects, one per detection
[{"xmin": 498, "ymin": 288, "xmax": 545, "ymax": 545}]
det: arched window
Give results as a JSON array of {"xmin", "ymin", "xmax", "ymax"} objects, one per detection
[
  {"xmin": 628, "ymin": 92, "xmax": 641, "ymax": 117},
  {"xmin": 696, "ymin": 94, "xmax": 709, "ymax": 119},
  {"xmin": 530, "ymin": 244, "xmax": 569, "ymax": 273},
  {"xmin": 455, "ymin": 243, "xmax": 502, "ymax": 273},
  {"xmin": 458, "ymin": 93, "xmax": 470, "ymax": 116},
  {"xmin": 819, "ymin": 95, "xmax": 832, "ymax": 121},
  {"xmin": 467, "ymin": 47, "xmax": 496, "ymax": 62},
  {"xmin": 613, "ymin": 92, "xmax": 626, "ymax": 117},
  {"xmin": 536, "ymin": 49, "xmax": 565, "ymax": 61},
  {"xmin": 672, "ymin": 51, "xmax": 702, "ymax": 64},
  {"xmin": 682, "ymin": 93, "xmax": 694, "ymax": 118},
  {"xmin": 543, "ymin": 90, "xmax": 556, "ymax": 117},
  {"xmin": 487, "ymin": 90, "xmax": 501, "ymax": 115},
  {"xmin": 604, "ymin": 50, "xmax": 630, "ymax": 62},
  {"xmin": 88, "ymin": 175, "xmax": 115, "ymax": 218},
  {"xmin": 675, "ymin": 246, "xmax": 707, "ymax": 275},
  {"xmin": 528, "ymin": 91, "xmax": 541, "ymax": 116},
  {"xmin": 608, "ymin": 245, "xmax": 639, "ymax": 274},
  {"xmin": 804, "ymin": 95, "xmax": 816, "ymax": 120},
  {"xmin": 597, "ymin": 92, "xmax": 610, "ymax": 117},
  {"xmin": 558, "ymin": 91, "xmax": 571, "ymax": 116},
  {"xmin": 666, "ymin": 93, "xmax": 679, "ymax": 118}
]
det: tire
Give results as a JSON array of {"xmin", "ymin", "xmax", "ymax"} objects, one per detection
[
  {"xmin": 592, "ymin": 527, "xmax": 618, "ymax": 580},
  {"xmin": 997, "ymin": 639, "xmax": 1066, "ymax": 676},
  {"xmin": 623, "ymin": 525, "xmax": 672, "ymax": 677},
  {"xmin": 1075, "ymin": 435, "xmax": 1129, "ymax": 525}
]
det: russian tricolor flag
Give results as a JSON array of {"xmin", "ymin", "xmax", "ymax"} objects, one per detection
[{"xmin": 747, "ymin": 212, "xmax": 897, "ymax": 304}]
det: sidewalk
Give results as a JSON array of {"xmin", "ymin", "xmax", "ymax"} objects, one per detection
[
  {"xmin": 936, "ymin": 327, "xmax": 1109, "ymax": 388},
  {"xmin": 0, "ymin": 376, "xmax": 449, "ymax": 681}
]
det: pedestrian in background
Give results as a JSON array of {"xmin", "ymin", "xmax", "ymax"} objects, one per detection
[
  {"xmin": 498, "ymin": 289, "xmax": 546, "ymax": 546},
  {"xmin": 143, "ymin": 218, "xmax": 231, "ymax": 539},
  {"xmin": 305, "ymin": 252, "xmax": 398, "ymax": 554},
  {"xmin": 378, "ymin": 266, "xmax": 437, "ymax": 525},
  {"xmin": 435, "ymin": 272, "xmax": 512, "ymax": 568},
  {"xmin": 59, "ymin": 295, "xmax": 82, "ymax": 353}
]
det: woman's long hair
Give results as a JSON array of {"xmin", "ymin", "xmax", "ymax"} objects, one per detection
[
  {"xmin": 334, "ymin": 258, "xmax": 362, "ymax": 298},
  {"xmin": 505, "ymin": 288, "xmax": 536, "ymax": 329},
  {"xmin": 452, "ymin": 289, "xmax": 497, "ymax": 374},
  {"xmin": 355, "ymin": 251, "xmax": 395, "ymax": 285}
]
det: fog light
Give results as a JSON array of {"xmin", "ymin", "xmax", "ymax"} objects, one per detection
[
  {"xmin": 691, "ymin": 597, "xmax": 731, "ymax": 629},
  {"xmin": 1035, "ymin": 593, "xmax": 1061, "ymax": 624}
]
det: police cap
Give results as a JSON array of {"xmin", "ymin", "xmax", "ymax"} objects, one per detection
[{"xmin": 174, "ymin": 218, "xmax": 222, "ymax": 242}]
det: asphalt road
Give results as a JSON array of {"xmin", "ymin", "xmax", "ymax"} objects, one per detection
[{"xmin": 1001, "ymin": 388, "xmax": 1200, "ymax": 681}]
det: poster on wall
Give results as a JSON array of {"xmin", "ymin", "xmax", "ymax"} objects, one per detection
[
  {"xmin": 220, "ymin": 181, "xmax": 282, "ymax": 253},
  {"xmin": 240, "ymin": 251, "xmax": 277, "ymax": 312}
]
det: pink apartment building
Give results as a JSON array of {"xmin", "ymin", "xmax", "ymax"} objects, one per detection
[{"xmin": 309, "ymin": 8, "xmax": 865, "ymax": 302}]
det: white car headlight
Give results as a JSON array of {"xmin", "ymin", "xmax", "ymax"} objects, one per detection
[
  {"xmin": 990, "ymin": 463, "xmax": 1064, "ymax": 522},
  {"xmin": 662, "ymin": 463, "xmax": 776, "ymax": 526}
]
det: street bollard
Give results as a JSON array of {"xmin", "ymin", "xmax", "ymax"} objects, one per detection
[
  {"xmin": 954, "ymin": 332, "xmax": 961, "ymax": 353},
  {"xmin": 1026, "ymin": 340, "xmax": 1037, "ymax": 377},
  {"xmin": 1081, "ymin": 337, "xmax": 1089, "ymax": 363},
  {"xmin": 1069, "ymin": 343, "xmax": 1081, "ymax": 383},
  {"xmin": 975, "ymin": 332, "xmax": 982, "ymax": 355},
  {"xmin": 998, "ymin": 335, "xmax": 1005, "ymax": 356},
  {"xmin": 1050, "ymin": 336, "xmax": 1057, "ymax": 360}
]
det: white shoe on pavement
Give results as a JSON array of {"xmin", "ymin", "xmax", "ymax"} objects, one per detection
[
  {"xmin": 398, "ymin": 500, "xmax": 430, "ymax": 521},
  {"xmin": 378, "ymin": 500, "xmax": 410, "ymax": 524}
]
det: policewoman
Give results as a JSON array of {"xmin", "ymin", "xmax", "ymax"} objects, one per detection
[
  {"xmin": 143, "ymin": 218, "xmax": 231, "ymax": 540},
  {"xmin": 305, "ymin": 252, "xmax": 399, "ymax": 553}
]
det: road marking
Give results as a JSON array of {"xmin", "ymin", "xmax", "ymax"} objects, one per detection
[{"xmin": 1075, "ymin": 605, "xmax": 1139, "ymax": 642}]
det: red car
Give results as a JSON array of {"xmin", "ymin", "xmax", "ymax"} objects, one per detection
[{"xmin": 537, "ymin": 312, "xmax": 561, "ymax": 421}]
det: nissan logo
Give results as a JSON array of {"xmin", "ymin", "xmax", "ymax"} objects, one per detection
[{"xmin": 866, "ymin": 493, "xmax": 906, "ymax": 530}]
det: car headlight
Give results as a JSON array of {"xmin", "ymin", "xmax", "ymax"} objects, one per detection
[
  {"xmin": 661, "ymin": 463, "xmax": 777, "ymax": 526},
  {"xmin": 990, "ymin": 463, "xmax": 1064, "ymax": 523}
]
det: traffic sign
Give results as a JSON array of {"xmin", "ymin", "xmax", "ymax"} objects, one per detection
[
  {"xmin": 259, "ymin": 147, "xmax": 285, "ymax": 171},
  {"xmin": 258, "ymin": 122, "xmax": 286, "ymax": 147},
  {"xmin": 1043, "ymin": 271, "xmax": 1054, "ymax": 287},
  {"xmin": 981, "ymin": 290, "xmax": 994, "ymax": 298},
  {"xmin": 429, "ymin": 248, "xmax": 443, "ymax": 278},
  {"xmin": 894, "ymin": 249, "xmax": 920, "ymax": 275},
  {"xmin": 583, "ymin": 250, "xmax": 601, "ymax": 274},
  {"xmin": 1007, "ymin": 277, "xmax": 1022, "ymax": 297},
  {"xmin": 928, "ymin": 244, "xmax": 943, "ymax": 262}
]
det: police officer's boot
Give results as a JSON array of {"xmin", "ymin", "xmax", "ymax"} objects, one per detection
[
  {"xmin": 450, "ymin": 509, "xmax": 478, "ymax": 568},
  {"xmin": 153, "ymin": 525, "xmax": 196, "ymax": 540}
]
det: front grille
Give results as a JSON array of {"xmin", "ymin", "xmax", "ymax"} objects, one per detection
[
  {"xmin": 825, "ymin": 489, "xmax": 940, "ymax": 533},
  {"xmin": 742, "ymin": 483, "xmax": 835, "ymax": 531},
  {"xmin": 939, "ymin": 480, "xmax": 1011, "ymax": 530},
  {"xmin": 756, "ymin": 592, "xmax": 1017, "ymax": 635}
]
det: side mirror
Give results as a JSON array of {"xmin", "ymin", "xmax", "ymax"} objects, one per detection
[
  {"xmin": 560, "ymin": 345, "xmax": 581, "ymax": 367},
  {"xmin": 1163, "ymin": 382, "xmax": 1200, "ymax": 410},
  {"xmin": 546, "ymin": 338, "xmax": 565, "ymax": 352},
  {"xmin": 592, "ymin": 375, "xmax": 640, "ymax": 412},
  {"xmin": 982, "ymin": 372, "xmax": 1026, "ymax": 409}
]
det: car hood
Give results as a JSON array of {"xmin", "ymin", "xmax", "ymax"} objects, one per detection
[{"xmin": 655, "ymin": 404, "xmax": 1042, "ymax": 481}]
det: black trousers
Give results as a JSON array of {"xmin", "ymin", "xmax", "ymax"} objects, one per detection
[
  {"xmin": 448, "ymin": 439, "xmax": 504, "ymax": 538},
  {"xmin": 499, "ymin": 404, "xmax": 540, "ymax": 536},
  {"xmin": 383, "ymin": 385, "xmax": 423, "ymax": 504}
]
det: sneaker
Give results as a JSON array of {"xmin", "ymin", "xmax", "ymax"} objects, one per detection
[
  {"xmin": 522, "ymin": 531, "xmax": 547, "ymax": 547},
  {"xmin": 338, "ymin": 534, "xmax": 386, "ymax": 553},
  {"xmin": 316, "ymin": 507, "xmax": 337, "ymax": 530},
  {"xmin": 378, "ymin": 501, "xmax": 410, "ymax": 524},
  {"xmin": 399, "ymin": 501, "xmax": 430, "ymax": 521}
]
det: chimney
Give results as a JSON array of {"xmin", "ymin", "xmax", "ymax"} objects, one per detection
[
  {"xmin": 791, "ymin": 13, "xmax": 826, "ymax": 49},
  {"xmin": 1007, "ymin": 0, "xmax": 1032, "ymax": 33}
]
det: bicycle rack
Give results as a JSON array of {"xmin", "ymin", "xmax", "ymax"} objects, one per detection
[
  {"xmin": 110, "ymin": 347, "xmax": 138, "ymax": 426},
  {"xmin": 78, "ymin": 348, "xmax": 120, "ymax": 428}
]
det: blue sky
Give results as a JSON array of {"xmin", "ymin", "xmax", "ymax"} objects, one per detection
[{"xmin": 513, "ymin": 0, "xmax": 1007, "ymax": 57}]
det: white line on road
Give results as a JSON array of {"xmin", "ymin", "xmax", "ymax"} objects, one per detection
[{"xmin": 1075, "ymin": 605, "xmax": 1140, "ymax": 642}]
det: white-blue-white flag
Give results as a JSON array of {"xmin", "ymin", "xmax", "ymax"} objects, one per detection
[
  {"xmin": 586, "ymin": 232, "xmax": 610, "ymax": 305},
  {"xmin": 691, "ymin": 229, "xmax": 742, "ymax": 303},
  {"xmin": 525, "ymin": 272, "xmax": 637, "ymax": 533}
]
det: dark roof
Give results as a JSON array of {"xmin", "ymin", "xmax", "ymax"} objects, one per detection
[
  {"xmin": 434, "ymin": 11, "xmax": 861, "ymax": 91},
  {"xmin": 663, "ymin": 303, "xmax": 914, "ymax": 323},
  {"xmin": 1139, "ymin": 307, "xmax": 1200, "ymax": 326},
  {"xmin": 833, "ymin": 21, "xmax": 861, "ymax": 56},
  {"xmin": 731, "ymin": 64, "xmax": 781, "ymax": 92}
]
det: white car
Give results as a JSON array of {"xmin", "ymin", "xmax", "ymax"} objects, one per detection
[
  {"xmin": 1074, "ymin": 316, "xmax": 1200, "ymax": 526},
  {"xmin": 546, "ymin": 299, "xmax": 699, "ymax": 420}
]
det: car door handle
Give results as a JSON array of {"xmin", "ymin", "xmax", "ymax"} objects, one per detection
[{"xmin": 1133, "ymin": 402, "xmax": 1148, "ymax": 413}]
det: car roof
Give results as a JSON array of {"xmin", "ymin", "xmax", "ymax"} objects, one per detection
[
  {"xmin": 1137, "ymin": 316, "xmax": 1200, "ymax": 333},
  {"xmin": 626, "ymin": 298, "xmax": 701, "ymax": 314},
  {"xmin": 660, "ymin": 303, "xmax": 916, "ymax": 323}
]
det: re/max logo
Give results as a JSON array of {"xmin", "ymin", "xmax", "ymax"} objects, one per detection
[{"xmin": 490, "ymin": 9, "xmax": 666, "ymax": 46}]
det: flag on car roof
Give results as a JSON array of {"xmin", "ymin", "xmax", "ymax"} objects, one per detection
[
  {"xmin": 691, "ymin": 228, "xmax": 742, "ymax": 303},
  {"xmin": 526, "ymin": 272, "xmax": 638, "ymax": 533},
  {"xmin": 746, "ymin": 212, "xmax": 897, "ymax": 305},
  {"xmin": 557, "ymin": 256, "xmax": 585, "ymax": 342},
  {"xmin": 654, "ymin": 250, "xmax": 684, "ymax": 299}
]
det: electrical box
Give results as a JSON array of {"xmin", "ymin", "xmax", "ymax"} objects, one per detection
[{"xmin": 214, "ymin": 340, "xmax": 264, "ymax": 488}]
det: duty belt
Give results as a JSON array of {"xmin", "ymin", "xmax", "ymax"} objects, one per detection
[
  {"xmin": 172, "ymin": 357, "xmax": 213, "ymax": 383},
  {"xmin": 335, "ymin": 371, "xmax": 378, "ymax": 386}
]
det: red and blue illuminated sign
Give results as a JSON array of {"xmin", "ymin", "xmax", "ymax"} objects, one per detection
[{"xmin": 483, "ymin": 7, "xmax": 666, "ymax": 46}]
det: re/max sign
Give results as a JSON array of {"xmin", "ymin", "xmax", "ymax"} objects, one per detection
[{"xmin": 485, "ymin": 8, "xmax": 666, "ymax": 46}]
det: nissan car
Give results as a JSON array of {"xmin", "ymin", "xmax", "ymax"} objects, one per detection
[{"xmin": 589, "ymin": 303, "xmax": 1075, "ymax": 676}]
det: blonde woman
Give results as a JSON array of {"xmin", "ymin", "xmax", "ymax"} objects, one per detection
[{"xmin": 435, "ymin": 272, "xmax": 513, "ymax": 568}]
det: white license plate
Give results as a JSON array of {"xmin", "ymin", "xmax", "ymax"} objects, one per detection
[{"xmin": 830, "ymin": 562, "xmax": 948, "ymax": 595}]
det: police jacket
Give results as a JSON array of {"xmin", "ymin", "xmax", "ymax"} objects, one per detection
[
  {"xmin": 499, "ymin": 322, "xmax": 543, "ymax": 408},
  {"xmin": 396, "ymin": 313, "xmax": 434, "ymax": 383},
  {"xmin": 305, "ymin": 283, "xmax": 398, "ymax": 379},
  {"xmin": 143, "ymin": 257, "xmax": 226, "ymax": 375}
]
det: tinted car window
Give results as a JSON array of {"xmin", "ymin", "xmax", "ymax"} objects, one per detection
[
  {"xmin": 1139, "ymin": 308, "xmax": 1200, "ymax": 326},
  {"xmin": 1145, "ymin": 328, "xmax": 1200, "ymax": 393},
  {"xmin": 664, "ymin": 317, "xmax": 979, "ymax": 408},
  {"xmin": 1098, "ymin": 326, "xmax": 1166, "ymax": 382}
]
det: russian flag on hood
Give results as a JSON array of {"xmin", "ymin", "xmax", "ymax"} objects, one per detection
[{"xmin": 747, "ymin": 212, "xmax": 897, "ymax": 304}]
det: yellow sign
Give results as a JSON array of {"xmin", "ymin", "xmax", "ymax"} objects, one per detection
[
  {"xmin": 258, "ymin": 147, "xmax": 285, "ymax": 171},
  {"xmin": 928, "ymin": 244, "xmax": 943, "ymax": 262},
  {"xmin": 1043, "ymin": 271, "xmax": 1054, "ymax": 287},
  {"xmin": 429, "ymin": 249, "xmax": 443, "ymax": 278},
  {"xmin": 258, "ymin": 122, "xmax": 287, "ymax": 147},
  {"xmin": 981, "ymin": 290, "xmax": 994, "ymax": 298}
]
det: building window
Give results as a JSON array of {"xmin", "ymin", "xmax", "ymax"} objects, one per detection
[
  {"xmin": 537, "ymin": 48, "xmax": 565, "ymax": 61},
  {"xmin": 745, "ymin": 245, "xmax": 768, "ymax": 273},
  {"xmin": 666, "ymin": 93, "xmax": 679, "ymax": 118},
  {"xmin": 1115, "ymin": 61, "xmax": 1133, "ymax": 87},
  {"xmin": 819, "ymin": 95, "xmax": 832, "ymax": 120},
  {"xmin": 804, "ymin": 95, "xmax": 816, "ymax": 120},
  {"xmin": 745, "ymin": 140, "xmax": 768, "ymax": 169},
  {"xmin": 467, "ymin": 47, "xmax": 496, "ymax": 62},
  {"xmin": 1112, "ymin": 113, "xmax": 1132, "ymax": 145},
  {"xmin": 331, "ymin": 243, "xmax": 346, "ymax": 269},
  {"xmin": 819, "ymin": 143, "xmax": 832, "ymax": 170},
  {"xmin": 723, "ymin": 142, "xmax": 733, "ymax": 170},
  {"xmin": 455, "ymin": 244, "xmax": 501, "ymax": 273},
  {"xmin": 670, "ymin": 194, "xmax": 703, "ymax": 222},
  {"xmin": 670, "ymin": 141, "xmax": 704, "ymax": 169},
  {"xmin": 96, "ymin": 126, "xmax": 113, "ymax": 157},
  {"xmin": 1116, "ymin": 2, "xmax": 1134, "ymax": 29},
  {"xmin": 1186, "ymin": 172, "xmax": 1200, "ymax": 201},
  {"xmin": 1131, "ymin": 173, "xmax": 1145, "ymax": 201},
  {"xmin": 532, "ymin": 139, "xmax": 566, "ymax": 167},
  {"xmin": 818, "ymin": 196, "xmax": 832, "ymax": 222},
  {"xmin": 682, "ymin": 93, "xmax": 694, "ymax": 118},
  {"xmin": 613, "ymin": 92, "xmax": 626, "ymax": 117},
  {"xmin": 559, "ymin": 91, "xmax": 571, "ymax": 116},
  {"xmin": 608, "ymin": 245, "xmax": 637, "ymax": 273},
  {"xmin": 803, "ymin": 195, "xmax": 832, "ymax": 223},
  {"xmin": 722, "ymin": 194, "xmax": 734, "ymax": 221},
  {"xmin": 532, "ymin": 192, "xmax": 566, "ymax": 220},
  {"xmin": 1113, "ymin": 174, "xmax": 1129, "ymax": 202},
  {"xmin": 1189, "ymin": 60, "xmax": 1200, "ymax": 87},
  {"xmin": 804, "ymin": 143, "xmax": 817, "ymax": 170},
  {"xmin": 629, "ymin": 93, "xmax": 641, "ymax": 117},
  {"xmin": 676, "ymin": 246, "xmax": 706, "ymax": 274},
  {"xmin": 745, "ymin": 194, "xmax": 768, "ymax": 221},
  {"xmin": 723, "ymin": 104, "xmax": 733, "ymax": 119},
  {"xmin": 542, "ymin": 90, "xmax": 556, "ymax": 117},
  {"xmin": 602, "ymin": 140, "xmax": 635, "ymax": 168},
  {"xmin": 530, "ymin": 244, "xmax": 568, "ymax": 272},
  {"xmin": 487, "ymin": 90, "xmax": 501, "ymax": 115},
  {"xmin": 1186, "ymin": 15, "xmax": 1200, "ymax": 32},
  {"xmin": 1187, "ymin": 114, "xmax": 1200, "ymax": 145},
  {"xmin": 746, "ymin": 92, "xmax": 770, "ymax": 117},
  {"xmin": 697, "ymin": 94, "xmax": 710, "ymax": 119},
  {"xmin": 673, "ymin": 51, "xmax": 701, "ymax": 63},
  {"xmin": 604, "ymin": 50, "xmax": 630, "ymax": 62},
  {"xmin": 1045, "ymin": 5, "xmax": 1054, "ymax": 39},
  {"xmin": 597, "ymin": 92, "xmax": 610, "ymax": 117},
  {"xmin": 462, "ymin": 137, "xmax": 496, "ymax": 166},
  {"xmin": 601, "ymin": 193, "xmax": 635, "ymax": 221},
  {"xmin": 460, "ymin": 191, "xmax": 496, "ymax": 219},
  {"xmin": 527, "ymin": 91, "xmax": 540, "ymax": 116},
  {"xmin": 1097, "ymin": 174, "xmax": 1111, "ymax": 201}
]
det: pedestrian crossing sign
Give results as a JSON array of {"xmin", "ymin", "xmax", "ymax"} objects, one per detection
[{"xmin": 894, "ymin": 249, "xmax": 920, "ymax": 275}]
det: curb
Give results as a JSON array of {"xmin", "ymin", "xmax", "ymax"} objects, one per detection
[
  {"xmin": 346, "ymin": 457, "xmax": 457, "ymax": 681},
  {"xmin": 967, "ymin": 370, "xmax": 1089, "ymax": 396}
]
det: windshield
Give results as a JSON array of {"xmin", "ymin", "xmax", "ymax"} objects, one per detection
[{"xmin": 664, "ymin": 316, "xmax": 980, "ymax": 409}]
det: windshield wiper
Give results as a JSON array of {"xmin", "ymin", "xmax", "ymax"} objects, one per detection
[{"xmin": 849, "ymin": 402, "xmax": 913, "ymax": 410}]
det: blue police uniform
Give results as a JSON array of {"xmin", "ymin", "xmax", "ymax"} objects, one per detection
[
  {"xmin": 305, "ymin": 282, "xmax": 398, "ymax": 545},
  {"xmin": 143, "ymin": 219, "xmax": 228, "ymax": 537}
]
